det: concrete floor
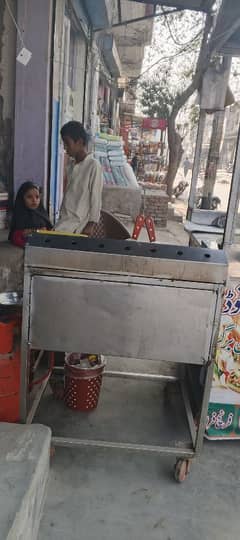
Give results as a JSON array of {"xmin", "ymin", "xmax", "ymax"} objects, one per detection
[
  {"xmin": 39, "ymin": 440, "xmax": 239, "ymax": 540},
  {"xmin": 38, "ymin": 358, "xmax": 240, "ymax": 540}
]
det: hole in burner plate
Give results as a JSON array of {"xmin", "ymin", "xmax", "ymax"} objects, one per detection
[
  {"xmin": 124, "ymin": 246, "xmax": 131, "ymax": 251},
  {"xmin": 99, "ymin": 243, "xmax": 105, "ymax": 248},
  {"xmin": 150, "ymin": 248, "xmax": 157, "ymax": 253},
  {"xmin": 44, "ymin": 238, "xmax": 50, "ymax": 243},
  {"xmin": 204, "ymin": 253, "xmax": 211, "ymax": 259},
  {"xmin": 177, "ymin": 250, "xmax": 183, "ymax": 256},
  {"xmin": 71, "ymin": 241, "xmax": 77, "ymax": 245}
]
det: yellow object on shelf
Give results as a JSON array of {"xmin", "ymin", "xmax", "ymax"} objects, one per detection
[{"xmin": 35, "ymin": 230, "xmax": 87, "ymax": 238}]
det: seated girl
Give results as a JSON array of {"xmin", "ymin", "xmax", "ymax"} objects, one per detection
[{"xmin": 9, "ymin": 181, "xmax": 52, "ymax": 248}]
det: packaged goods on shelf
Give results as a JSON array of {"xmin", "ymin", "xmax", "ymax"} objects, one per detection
[{"xmin": 94, "ymin": 135, "xmax": 139, "ymax": 190}]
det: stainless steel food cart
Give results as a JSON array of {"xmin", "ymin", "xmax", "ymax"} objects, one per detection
[{"xmin": 20, "ymin": 234, "xmax": 227, "ymax": 481}]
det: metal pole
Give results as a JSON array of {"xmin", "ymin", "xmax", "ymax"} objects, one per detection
[
  {"xmin": 223, "ymin": 123, "xmax": 240, "ymax": 250},
  {"xmin": 117, "ymin": 0, "xmax": 122, "ymax": 23},
  {"xmin": 52, "ymin": 437, "xmax": 194, "ymax": 457},
  {"xmin": 195, "ymin": 286, "xmax": 224, "ymax": 455},
  {"xmin": 186, "ymin": 109, "xmax": 206, "ymax": 221},
  {"xmin": 20, "ymin": 271, "xmax": 31, "ymax": 422},
  {"xmin": 200, "ymin": 56, "xmax": 232, "ymax": 209},
  {"xmin": 93, "ymin": 8, "xmax": 183, "ymax": 32}
]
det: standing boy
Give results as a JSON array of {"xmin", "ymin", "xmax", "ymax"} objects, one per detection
[{"xmin": 55, "ymin": 121, "xmax": 103, "ymax": 236}]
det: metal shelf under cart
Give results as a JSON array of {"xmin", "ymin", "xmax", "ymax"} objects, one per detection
[{"xmin": 20, "ymin": 234, "xmax": 227, "ymax": 482}]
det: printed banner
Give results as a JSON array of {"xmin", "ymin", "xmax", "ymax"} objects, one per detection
[
  {"xmin": 206, "ymin": 284, "xmax": 240, "ymax": 439},
  {"xmin": 142, "ymin": 118, "xmax": 167, "ymax": 131}
]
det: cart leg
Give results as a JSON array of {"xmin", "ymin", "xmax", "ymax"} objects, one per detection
[{"xmin": 174, "ymin": 458, "xmax": 192, "ymax": 483}]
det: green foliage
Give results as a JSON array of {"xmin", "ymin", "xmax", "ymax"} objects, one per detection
[
  {"xmin": 189, "ymin": 104, "xmax": 200, "ymax": 128},
  {"xmin": 139, "ymin": 78, "xmax": 175, "ymax": 119}
]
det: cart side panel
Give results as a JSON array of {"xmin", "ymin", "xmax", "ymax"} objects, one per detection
[{"xmin": 29, "ymin": 276, "xmax": 217, "ymax": 364}]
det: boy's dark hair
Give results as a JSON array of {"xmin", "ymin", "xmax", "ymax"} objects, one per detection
[{"xmin": 61, "ymin": 121, "xmax": 88, "ymax": 145}]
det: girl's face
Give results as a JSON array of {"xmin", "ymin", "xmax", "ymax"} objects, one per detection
[{"xmin": 23, "ymin": 188, "xmax": 40, "ymax": 210}]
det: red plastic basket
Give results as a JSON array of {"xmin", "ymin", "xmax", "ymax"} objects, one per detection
[{"xmin": 64, "ymin": 354, "xmax": 105, "ymax": 411}]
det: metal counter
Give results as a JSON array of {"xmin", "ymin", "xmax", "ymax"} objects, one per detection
[{"xmin": 21, "ymin": 234, "xmax": 228, "ymax": 480}]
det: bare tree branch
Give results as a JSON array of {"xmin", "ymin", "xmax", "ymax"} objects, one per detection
[
  {"xmin": 165, "ymin": 3, "xmax": 240, "ymax": 197},
  {"xmin": 171, "ymin": 13, "xmax": 213, "ymax": 119}
]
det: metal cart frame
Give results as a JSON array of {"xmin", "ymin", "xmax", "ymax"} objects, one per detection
[{"xmin": 20, "ymin": 238, "xmax": 227, "ymax": 481}]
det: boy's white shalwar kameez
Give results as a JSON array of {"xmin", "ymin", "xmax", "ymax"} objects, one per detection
[{"xmin": 56, "ymin": 154, "xmax": 103, "ymax": 233}]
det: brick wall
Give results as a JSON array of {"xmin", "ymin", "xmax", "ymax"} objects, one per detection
[{"xmin": 141, "ymin": 191, "xmax": 169, "ymax": 228}]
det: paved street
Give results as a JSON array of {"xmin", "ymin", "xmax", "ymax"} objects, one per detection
[{"xmin": 40, "ymin": 441, "xmax": 240, "ymax": 540}]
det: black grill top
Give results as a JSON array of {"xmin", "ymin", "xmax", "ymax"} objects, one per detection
[{"xmin": 26, "ymin": 233, "xmax": 228, "ymax": 265}]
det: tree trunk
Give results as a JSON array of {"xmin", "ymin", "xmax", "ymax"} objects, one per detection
[
  {"xmin": 201, "ymin": 109, "xmax": 225, "ymax": 208},
  {"xmin": 165, "ymin": 115, "xmax": 184, "ymax": 198},
  {"xmin": 163, "ymin": 13, "xmax": 213, "ymax": 198},
  {"xmin": 163, "ymin": 7, "xmax": 240, "ymax": 198}
]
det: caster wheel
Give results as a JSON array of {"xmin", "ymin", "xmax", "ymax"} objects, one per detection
[{"xmin": 174, "ymin": 459, "xmax": 191, "ymax": 483}]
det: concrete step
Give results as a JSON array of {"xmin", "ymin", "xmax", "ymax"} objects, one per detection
[{"xmin": 0, "ymin": 423, "xmax": 51, "ymax": 540}]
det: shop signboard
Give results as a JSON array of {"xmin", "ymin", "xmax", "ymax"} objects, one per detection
[
  {"xmin": 142, "ymin": 118, "xmax": 167, "ymax": 130},
  {"xmin": 206, "ymin": 284, "xmax": 240, "ymax": 439}
]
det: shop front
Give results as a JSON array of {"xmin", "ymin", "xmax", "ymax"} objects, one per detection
[{"xmin": 49, "ymin": 0, "xmax": 90, "ymax": 222}]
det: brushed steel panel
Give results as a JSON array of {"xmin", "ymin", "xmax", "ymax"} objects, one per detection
[
  {"xmin": 24, "ymin": 245, "xmax": 228, "ymax": 284},
  {"xmin": 29, "ymin": 276, "xmax": 216, "ymax": 364}
]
